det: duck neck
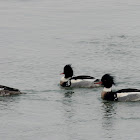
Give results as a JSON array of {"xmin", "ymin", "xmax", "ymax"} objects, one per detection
[
  {"xmin": 103, "ymin": 87, "xmax": 112, "ymax": 92},
  {"xmin": 61, "ymin": 76, "xmax": 71, "ymax": 82},
  {"xmin": 60, "ymin": 76, "xmax": 70, "ymax": 85},
  {"xmin": 101, "ymin": 87, "xmax": 112, "ymax": 99}
]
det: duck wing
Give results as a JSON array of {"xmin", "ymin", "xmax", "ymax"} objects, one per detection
[
  {"xmin": 117, "ymin": 88, "xmax": 140, "ymax": 93},
  {"xmin": 71, "ymin": 75, "xmax": 95, "ymax": 80},
  {"xmin": 115, "ymin": 88, "xmax": 140, "ymax": 101},
  {"xmin": 0, "ymin": 85, "xmax": 19, "ymax": 91}
]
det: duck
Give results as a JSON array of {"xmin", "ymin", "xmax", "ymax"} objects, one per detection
[
  {"xmin": 60, "ymin": 65, "xmax": 102, "ymax": 88},
  {"xmin": 101, "ymin": 74, "xmax": 140, "ymax": 101},
  {"xmin": 0, "ymin": 85, "xmax": 22, "ymax": 96}
]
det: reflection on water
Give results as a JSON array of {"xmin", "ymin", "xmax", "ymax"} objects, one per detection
[
  {"xmin": 64, "ymin": 91, "xmax": 74, "ymax": 98},
  {"xmin": 62, "ymin": 92, "xmax": 76, "ymax": 140},
  {"xmin": 62, "ymin": 91, "xmax": 75, "ymax": 120},
  {"xmin": 0, "ymin": 96, "xmax": 21, "ymax": 108},
  {"xmin": 101, "ymin": 101, "xmax": 117, "ymax": 139}
]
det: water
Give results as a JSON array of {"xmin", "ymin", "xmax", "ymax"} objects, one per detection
[{"xmin": 0, "ymin": 0, "xmax": 140, "ymax": 139}]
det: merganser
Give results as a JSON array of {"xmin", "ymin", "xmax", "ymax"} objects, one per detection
[
  {"xmin": 0, "ymin": 85, "xmax": 22, "ymax": 96},
  {"xmin": 101, "ymin": 74, "xmax": 140, "ymax": 101},
  {"xmin": 60, "ymin": 65, "xmax": 102, "ymax": 88}
]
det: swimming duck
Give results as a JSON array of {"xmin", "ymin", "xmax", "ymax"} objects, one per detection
[
  {"xmin": 0, "ymin": 85, "xmax": 22, "ymax": 96},
  {"xmin": 101, "ymin": 74, "xmax": 140, "ymax": 101},
  {"xmin": 60, "ymin": 65, "xmax": 102, "ymax": 88}
]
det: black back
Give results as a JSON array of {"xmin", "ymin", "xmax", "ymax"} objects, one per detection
[
  {"xmin": 101, "ymin": 74, "xmax": 115, "ymax": 88},
  {"xmin": 63, "ymin": 65, "xmax": 73, "ymax": 78},
  {"xmin": 0, "ymin": 85, "xmax": 19, "ymax": 91},
  {"xmin": 117, "ymin": 88, "xmax": 140, "ymax": 93},
  {"xmin": 71, "ymin": 75, "xmax": 95, "ymax": 80}
]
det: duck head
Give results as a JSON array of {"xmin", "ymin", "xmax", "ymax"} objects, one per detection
[
  {"xmin": 101, "ymin": 74, "xmax": 115, "ymax": 88},
  {"xmin": 61, "ymin": 65, "xmax": 73, "ymax": 78}
]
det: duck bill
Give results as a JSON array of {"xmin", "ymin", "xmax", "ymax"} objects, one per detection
[
  {"xmin": 95, "ymin": 81, "xmax": 102, "ymax": 85},
  {"xmin": 60, "ymin": 73, "xmax": 64, "ymax": 75}
]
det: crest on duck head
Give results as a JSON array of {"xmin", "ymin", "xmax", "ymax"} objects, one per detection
[
  {"xmin": 101, "ymin": 74, "xmax": 115, "ymax": 88},
  {"xmin": 63, "ymin": 65, "xmax": 73, "ymax": 78}
]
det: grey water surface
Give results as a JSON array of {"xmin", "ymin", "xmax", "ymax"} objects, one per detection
[{"xmin": 0, "ymin": 0, "xmax": 140, "ymax": 139}]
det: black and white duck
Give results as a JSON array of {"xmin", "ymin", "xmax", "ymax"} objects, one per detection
[
  {"xmin": 101, "ymin": 74, "xmax": 140, "ymax": 101},
  {"xmin": 60, "ymin": 65, "xmax": 102, "ymax": 88},
  {"xmin": 0, "ymin": 85, "xmax": 22, "ymax": 96}
]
